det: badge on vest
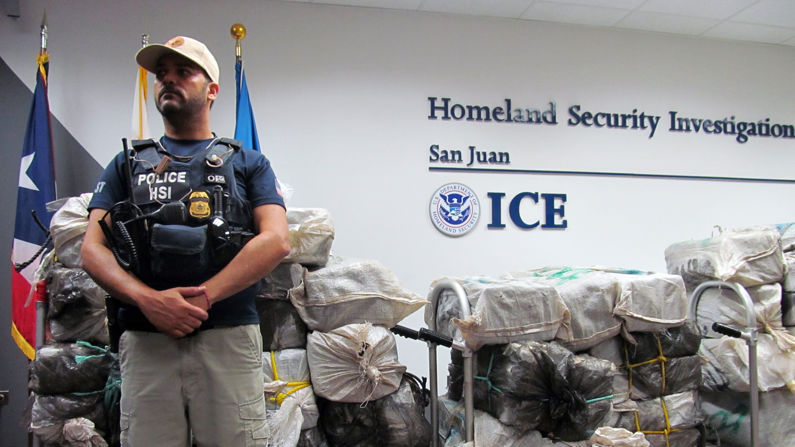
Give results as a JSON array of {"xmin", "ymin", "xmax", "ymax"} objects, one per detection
[{"xmin": 189, "ymin": 191, "xmax": 212, "ymax": 219}]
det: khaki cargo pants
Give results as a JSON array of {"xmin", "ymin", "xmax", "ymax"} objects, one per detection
[{"xmin": 119, "ymin": 325, "xmax": 269, "ymax": 447}]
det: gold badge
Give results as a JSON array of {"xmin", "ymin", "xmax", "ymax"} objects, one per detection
[{"xmin": 188, "ymin": 191, "xmax": 211, "ymax": 219}]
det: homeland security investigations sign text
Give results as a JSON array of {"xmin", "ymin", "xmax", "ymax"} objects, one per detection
[{"xmin": 427, "ymin": 97, "xmax": 795, "ymax": 145}]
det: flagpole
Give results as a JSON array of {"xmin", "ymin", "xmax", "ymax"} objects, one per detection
[
  {"xmin": 231, "ymin": 23, "xmax": 245, "ymax": 65},
  {"xmin": 34, "ymin": 11, "xmax": 48, "ymax": 354}
]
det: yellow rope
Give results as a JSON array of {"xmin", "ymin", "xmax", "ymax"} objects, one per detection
[{"xmin": 266, "ymin": 351, "xmax": 311, "ymax": 406}]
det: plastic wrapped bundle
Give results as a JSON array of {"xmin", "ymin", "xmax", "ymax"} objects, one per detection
[
  {"xmin": 664, "ymin": 226, "xmax": 786, "ymax": 288},
  {"xmin": 47, "ymin": 265, "xmax": 109, "ymax": 345},
  {"xmin": 290, "ymin": 260, "xmax": 426, "ymax": 332},
  {"xmin": 625, "ymin": 355, "xmax": 702, "ymax": 399},
  {"xmin": 613, "ymin": 272, "xmax": 688, "ymax": 334},
  {"xmin": 425, "ymin": 277, "xmax": 568, "ymax": 351},
  {"xmin": 614, "ymin": 390, "xmax": 702, "ymax": 447},
  {"xmin": 448, "ymin": 341, "xmax": 616, "ymax": 440},
  {"xmin": 623, "ymin": 322, "xmax": 701, "ymax": 363},
  {"xmin": 258, "ymin": 262, "xmax": 300, "ymax": 300},
  {"xmin": 319, "ymin": 374, "xmax": 431, "ymax": 447},
  {"xmin": 30, "ymin": 342, "xmax": 114, "ymax": 395},
  {"xmin": 307, "ymin": 323, "xmax": 406, "ymax": 403},
  {"xmin": 284, "ymin": 208, "xmax": 335, "ymax": 267},
  {"xmin": 263, "ymin": 349, "xmax": 319, "ymax": 447},
  {"xmin": 702, "ymin": 388, "xmax": 795, "ymax": 447},
  {"xmin": 513, "ymin": 267, "xmax": 623, "ymax": 352},
  {"xmin": 30, "ymin": 393, "xmax": 107, "ymax": 445},
  {"xmin": 49, "ymin": 193, "xmax": 92, "ymax": 269},
  {"xmin": 589, "ymin": 427, "xmax": 649, "ymax": 447},
  {"xmin": 256, "ymin": 297, "xmax": 308, "ymax": 350}
]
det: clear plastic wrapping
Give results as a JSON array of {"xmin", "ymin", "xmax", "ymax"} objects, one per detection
[{"xmin": 255, "ymin": 297, "xmax": 308, "ymax": 350}]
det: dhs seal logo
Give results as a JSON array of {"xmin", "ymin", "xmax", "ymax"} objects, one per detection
[{"xmin": 429, "ymin": 183, "xmax": 480, "ymax": 237}]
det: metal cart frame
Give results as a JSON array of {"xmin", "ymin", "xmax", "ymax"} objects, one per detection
[
  {"xmin": 427, "ymin": 279, "xmax": 474, "ymax": 447},
  {"xmin": 690, "ymin": 280, "xmax": 760, "ymax": 447}
]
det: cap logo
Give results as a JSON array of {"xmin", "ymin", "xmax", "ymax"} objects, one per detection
[{"xmin": 166, "ymin": 37, "xmax": 184, "ymax": 48}]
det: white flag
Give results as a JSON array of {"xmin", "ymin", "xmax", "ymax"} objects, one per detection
[{"xmin": 131, "ymin": 66, "xmax": 150, "ymax": 139}]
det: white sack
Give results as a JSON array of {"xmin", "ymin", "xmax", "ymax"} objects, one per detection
[
  {"xmin": 49, "ymin": 193, "xmax": 92, "ymax": 268},
  {"xmin": 664, "ymin": 226, "xmax": 786, "ymax": 288},
  {"xmin": 425, "ymin": 276, "xmax": 568, "ymax": 350},
  {"xmin": 700, "ymin": 332, "xmax": 795, "ymax": 393},
  {"xmin": 613, "ymin": 272, "xmax": 688, "ymax": 333},
  {"xmin": 511, "ymin": 267, "xmax": 623, "ymax": 352},
  {"xmin": 590, "ymin": 427, "xmax": 649, "ymax": 447},
  {"xmin": 289, "ymin": 260, "xmax": 426, "ymax": 332},
  {"xmin": 262, "ymin": 349, "xmax": 318, "ymax": 434},
  {"xmin": 695, "ymin": 283, "xmax": 787, "ymax": 338},
  {"xmin": 307, "ymin": 323, "xmax": 405, "ymax": 403},
  {"xmin": 283, "ymin": 208, "xmax": 334, "ymax": 266}
]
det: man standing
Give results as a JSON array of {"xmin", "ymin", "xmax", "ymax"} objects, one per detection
[{"xmin": 81, "ymin": 36, "xmax": 290, "ymax": 446}]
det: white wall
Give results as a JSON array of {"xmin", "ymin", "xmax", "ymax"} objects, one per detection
[{"xmin": 3, "ymin": 0, "xmax": 794, "ymax": 384}]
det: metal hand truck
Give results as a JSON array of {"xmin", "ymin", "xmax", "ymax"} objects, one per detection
[
  {"xmin": 690, "ymin": 281, "xmax": 760, "ymax": 447},
  {"xmin": 392, "ymin": 279, "xmax": 474, "ymax": 447}
]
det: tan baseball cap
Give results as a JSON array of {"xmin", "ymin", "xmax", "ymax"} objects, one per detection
[{"xmin": 136, "ymin": 36, "xmax": 219, "ymax": 84}]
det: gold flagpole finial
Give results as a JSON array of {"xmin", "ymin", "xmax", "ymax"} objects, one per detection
[
  {"xmin": 230, "ymin": 23, "xmax": 246, "ymax": 63},
  {"xmin": 39, "ymin": 10, "xmax": 48, "ymax": 54}
]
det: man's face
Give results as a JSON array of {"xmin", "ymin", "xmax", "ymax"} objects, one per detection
[{"xmin": 153, "ymin": 53, "xmax": 216, "ymax": 118}]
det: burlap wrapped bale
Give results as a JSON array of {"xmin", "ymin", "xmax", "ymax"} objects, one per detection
[
  {"xmin": 614, "ymin": 390, "xmax": 703, "ymax": 447},
  {"xmin": 700, "ymin": 333, "xmax": 795, "ymax": 392},
  {"xmin": 284, "ymin": 208, "xmax": 334, "ymax": 267},
  {"xmin": 702, "ymin": 388, "xmax": 795, "ymax": 447},
  {"xmin": 319, "ymin": 374, "xmax": 431, "ymax": 447},
  {"xmin": 290, "ymin": 260, "xmax": 426, "ymax": 332},
  {"xmin": 263, "ymin": 348, "xmax": 319, "ymax": 447},
  {"xmin": 511, "ymin": 267, "xmax": 623, "ymax": 352},
  {"xmin": 695, "ymin": 283, "xmax": 788, "ymax": 340},
  {"xmin": 307, "ymin": 323, "xmax": 405, "ymax": 403},
  {"xmin": 664, "ymin": 226, "xmax": 786, "ymax": 288},
  {"xmin": 613, "ymin": 272, "xmax": 688, "ymax": 334},
  {"xmin": 30, "ymin": 342, "xmax": 114, "ymax": 395},
  {"xmin": 425, "ymin": 276, "xmax": 568, "ymax": 350}
]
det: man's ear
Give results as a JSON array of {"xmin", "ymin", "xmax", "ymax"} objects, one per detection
[{"xmin": 207, "ymin": 82, "xmax": 219, "ymax": 101}]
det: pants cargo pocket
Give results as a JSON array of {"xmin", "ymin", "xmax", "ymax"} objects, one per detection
[{"xmin": 240, "ymin": 394, "xmax": 269, "ymax": 447}]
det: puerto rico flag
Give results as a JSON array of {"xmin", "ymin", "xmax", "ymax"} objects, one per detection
[{"xmin": 11, "ymin": 53, "xmax": 56, "ymax": 360}]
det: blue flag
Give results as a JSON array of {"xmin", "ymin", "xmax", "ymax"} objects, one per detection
[
  {"xmin": 11, "ymin": 54, "xmax": 56, "ymax": 359},
  {"xmin": 234, "ymin": 60, "xmax": 260, "ymax": 152}
]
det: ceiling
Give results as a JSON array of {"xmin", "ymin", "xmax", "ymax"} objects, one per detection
[{"xmin": 279, "ymin": 0, "xmax": 795, "ymax": 47}]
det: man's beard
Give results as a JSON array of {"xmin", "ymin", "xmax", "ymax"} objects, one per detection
[{"xmin": 156, "ymin": 89, "xmax": 207, "ymax": 122}]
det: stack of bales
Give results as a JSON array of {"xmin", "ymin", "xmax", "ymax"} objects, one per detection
[
  {"xmin": 261, "ymin": 208, "xmax": 432, "ymax": 447},
  {"xmin": 432, "ymin": 266, "xmax": 696, "ymax": 447},
  {"xmin": 29, "ymin": 194, "xmax": 117, "ymax": 447},
  {"xmin": 665, "ymin": 225, "xmax": 795, "ymax": 447}
]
